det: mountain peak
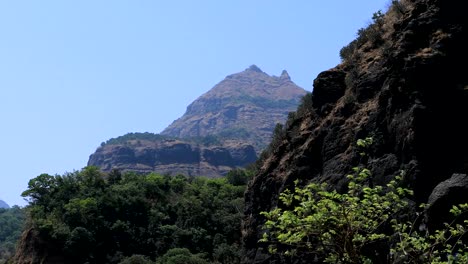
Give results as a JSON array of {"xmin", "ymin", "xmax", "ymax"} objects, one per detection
[
  {"xmin": 161, "ymin": 66, "xmax": 307, "ymax": 153},
  {"xmin": 246, "ymin": 64, "xmax": 263, "ymax": 73},
  {"xmin": 280, "ymin": 70, "xmax": 291, "ymax": 81}
]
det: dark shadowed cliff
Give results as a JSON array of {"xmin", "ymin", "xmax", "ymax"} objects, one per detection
[{"xmin": 242, "ymin": 0, "xmax": 468, "ymax": 262}]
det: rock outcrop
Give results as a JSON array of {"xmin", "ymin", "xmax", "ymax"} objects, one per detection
[
  {"xmin": 242, "ymin": 0, "xmax": 468, "ymax": 262},
  {"xmin": 89, "ymin": 66, "xmax": 306, "ymax": 177},
  {"xmin": 161, "ymin": 65, "xmax": 307, "ymax": 153},
  {"xmin": 88, "ymin": 137, "xmax": 257, "ymax": 177}
]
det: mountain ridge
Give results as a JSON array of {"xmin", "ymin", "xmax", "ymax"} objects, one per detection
[
  {"xmin": 88, "ymin": 65, "xmax": 307, "ymax": 177},
  {"xmin": 161, "ymin": 65, "xmax": 307, "ymax": 153}
]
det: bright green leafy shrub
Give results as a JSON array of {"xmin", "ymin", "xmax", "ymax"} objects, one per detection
[
  {"xmin": 260, "ymin": 167, "xmax": 410, "ymax": 263},
  {"xmin": 260, "ymin": 139, "xmax": 468, "ymax": 263}
]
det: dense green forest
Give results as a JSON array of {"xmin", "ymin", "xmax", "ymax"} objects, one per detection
[
  {"xmin": 0, "ymin": 206, "xmax": 25, "ymax": 264},
  {"xmin": 19, "ymin": 167, "xmax": 252, "ymax": 264}
]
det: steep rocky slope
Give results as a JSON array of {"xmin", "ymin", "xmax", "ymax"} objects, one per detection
[
  {"xmin": 88, "ymin": 134, "xmax": 256, "ymax": 177},
  {"xmin": 242, "ymin": 0, "xmax": 468, "ymax": 262},
  {"xmin": 161, "ymin": 65, "xmax": 307, "ymax": 153},
  {"xmin": 88, "ymin": 67, "xmax": 306, "ymax": 177}
]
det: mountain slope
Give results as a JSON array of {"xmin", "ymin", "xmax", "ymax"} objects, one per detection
[
  {"xmin": 0, "ymin": 200, "xmax": 9, "ymax": 209},
  {"xmin": 242, "ymin": 0, "xmax": 468, "ymax": 262},
  {"xmin": 161, "ymin": 65, "xmax": 307, "ymax": 153},
  {"xmin": 88, "ymin": 66, "xmax": 306, "ymax": 177}
]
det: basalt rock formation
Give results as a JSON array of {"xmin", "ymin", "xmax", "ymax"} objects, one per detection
[
  {"xmin": 88, "ymin": 136, "xmax": 257, "ymax": 177},
  {"xmin": 161, "ymin": 65, "xmax": 307, "ymax": 154},
  {"xmin": 242, "ymin": 0, "xmax": 468, "ymax": 262},
  {"xmin": 88, "ymin": 66, "xmax": 306, "ymax": 177}
]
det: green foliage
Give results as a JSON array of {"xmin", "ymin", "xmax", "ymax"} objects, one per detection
[
  {"xmin": 260, "ymin": 168, "xmax": 410, "ymax": 263},
  {"xmin": 102, "ymin": 132, "xmax": 173, "ymax": 146},
  {"xmin": 296, "ymin": 92, "xmax": 313, "ymax": 117},
  {"xmin": 0, "ymin": 206, "xmax": 26, "ymax": 264},
  {"xmin": 260, "ymin": 139, "xmax": 468, "ymax": 263},
  {"xmin": 119, "ymin": 255, "xmax": 154, "ymax": 264},
  {"xmin": 339, "ymin": 10, "xmax": 385, "ymax": 61},
  {"xmin": 22, "ymin": 169, "xmax": 246, "ymax": 263},
  {"xmin": 157, "ymin": 248, "xmax": 208, "ymax": 264},
  {"xmin": 226, "ymin": 169, "xmax": 253, "ymax": 186},
  {"xmin": 392, "ymin": 203, "xmax": 468, "ymax": 263}
]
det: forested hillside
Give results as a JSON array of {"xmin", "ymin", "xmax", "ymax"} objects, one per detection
[
  {"xmin": 0, "ymin": 207, "xmax": 25, "ymax": 264},
  {"xmin": 14, "ymin": 167, "xmax": 251, "ymax": 264}
]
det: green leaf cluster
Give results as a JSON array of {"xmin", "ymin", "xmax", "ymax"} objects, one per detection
[
  {"xmin": 0, "ymin": 206, "xmax": 25, "ymax": 264},
  {"xmin": 260, "ymin": 139, "xmax": 468, "ymax": 263},
  {"xmin": 261, "ymin": 167, "xmax": 409, "ymax": 263}
]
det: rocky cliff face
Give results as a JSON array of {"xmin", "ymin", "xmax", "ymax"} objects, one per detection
[
  {"xmin": 242, "ymin": 0, "xmax": 468, "ymax": 262},
  {"xmin": 161, "ymin": 65, "xmax": 307, "ymax": 153},
  {"xmin": 88, "ymin": 66, "xmax": 306, "ymax": 177},
  {"xmin": 88, "ymin": 137, "xmax": 257, "ymax": 177}
]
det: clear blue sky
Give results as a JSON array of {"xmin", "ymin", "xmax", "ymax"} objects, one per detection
[{"xmin": 0, "ymin": 0, "xmax": 389, "ymax": 206}]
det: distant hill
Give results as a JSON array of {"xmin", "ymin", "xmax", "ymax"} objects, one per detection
[
  {"xmin": 88, "ymin": 65, "xmax": 307, "ymax": 177},
  {"xmin": 0, "ymin": 199, "xmax": 9, "ymax": 209},
  {"xmin": 161, "ymin": 65, "xmax": 307, "ymax": 153}
]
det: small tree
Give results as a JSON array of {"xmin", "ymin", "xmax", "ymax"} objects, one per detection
[
  {"xmin": 260, "ymin": 139, "xmax": 468, "ymax": 263},
  {"xmin": 260, "ymin": 167, "xmax": 410, "ymax": 263}
]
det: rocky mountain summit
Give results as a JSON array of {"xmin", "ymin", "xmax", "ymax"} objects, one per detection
[
  {"xmin": 161, "ymin": 65, "xmax": 307, "ymax": 153},
  {"xmin": 242, "ymin": 0, "xmax": 468, "ymax": 262},
  {"xmin": 0, "ymin": 199, "xmax": 9, "ymax": 209},
  {"xmin": 88, "ymin": 66, "xmax": 306, "ymax": 177}
]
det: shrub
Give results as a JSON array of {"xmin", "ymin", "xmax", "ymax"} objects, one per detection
[
  {"xmin": 119, "ymin": 255, "xmax": 154, "ymax": 264},
  {"xmin": 260, "ymin": 139, "xmax": 468, "ymax": 263},
  {"xmin": 157, "ymin": 248, "xmax": 208, "ymax": 264},
  {"xmin": 339, "ymin": 10, "xmax": 385, "ymax": 62}
]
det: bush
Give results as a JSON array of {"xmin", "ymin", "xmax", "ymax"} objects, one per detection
[
  {"xmin": 119, "ymin": 255, "xmax": 154, "ymax": 264},
  {"xmin": 339, "ymin": 10, "xmax": 385, "ymax": 62},
  {"xmin": 157, "ymin": 248, "xmax": 208, "ymax": 264},
  {"xmin": 260, "ymin": 139, "xmax": 468, "ymax": 263}
]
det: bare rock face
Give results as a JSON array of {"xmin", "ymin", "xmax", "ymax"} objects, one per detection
[
  {"xmin": 161, "ymin": 65, "xmax": 307, "ymax": 153},
  {"xmin": 88, "ymin": 137, "xmax": 257, "ymax": 177},
  {"xmin": 425, "ymin": 174, "xmax": 468, "ymax": 230},
  {"xmin": 242, "ymin": 0, "xmax": 468, "ymax": 262},
  {"xmin": 88, "ymin": 66, "xmax": 306, "ymax": 177}
]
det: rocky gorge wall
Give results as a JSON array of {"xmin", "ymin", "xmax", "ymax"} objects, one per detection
[{"xmin": 242, "ymin": 0, "xmax": 468, "ymax": 262}]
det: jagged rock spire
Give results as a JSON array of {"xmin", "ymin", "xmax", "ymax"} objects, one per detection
[{"xmin": 280, "ymin": 70, "xmax": 291, "ymax": 81}]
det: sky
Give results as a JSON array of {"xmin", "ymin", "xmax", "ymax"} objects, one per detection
[{"xmin": 0, "ymin": 0, "xmax": 390, "ymax": 206}]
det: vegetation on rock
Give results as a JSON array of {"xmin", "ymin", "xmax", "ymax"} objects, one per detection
[{"xmin": 260, "ymin": 140, "xmax": 468, "ymax": 263}]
